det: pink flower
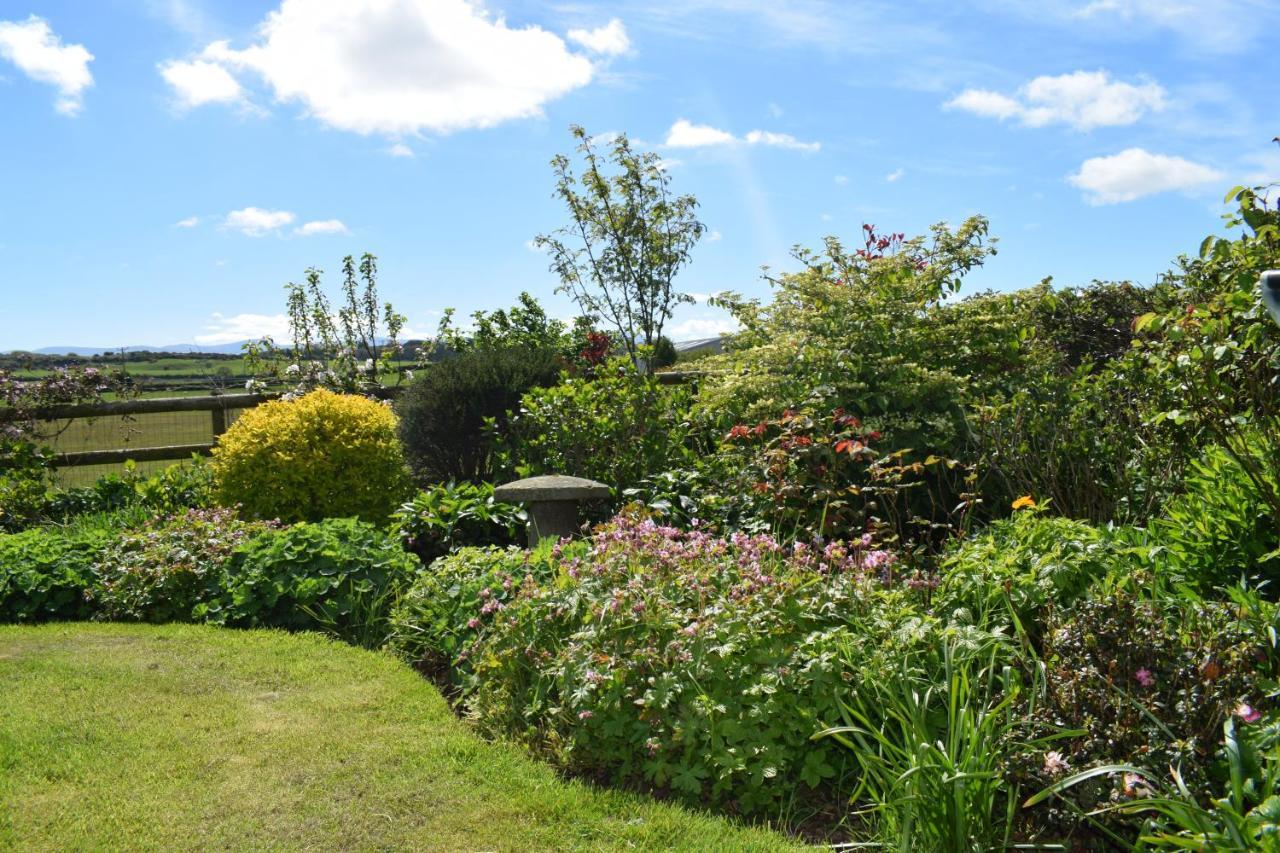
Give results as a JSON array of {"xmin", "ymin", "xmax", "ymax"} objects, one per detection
[
  {"xmin": 1042, "ymin": 751, "xmax": 1070, "ymax": 777},
  {"xmin": 1134, "ymin": 668, "xmax": 1155, "ymax": 688},
  {"xmin": 1236, "ymin": 702, "xmax": 1262, "ymax": 724},
  {"xmin": 466, "ymin": 618, "xmax": 480, "ymax": 629},
  {"xmin": 578, "ymin": 710, "xmax": 594, "ymax": 720}
]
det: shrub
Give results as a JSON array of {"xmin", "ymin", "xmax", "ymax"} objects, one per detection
[
  {"xmin": 401, "ymin": 514, "xmax": 923, "ymax": 816},
  {"xmin": 203, "ymin": 518, "xmax": 422, "ymax": 647},
  {"xmin": 694, "ymin": 221, "xmax": 997, "ymax": 449},
  {"xmin": 1027, "ymin": 586, "xmax": 1277, "ymax": 814},
  {"xmin": 388, "ymin": 544, "xmax": 557, "ymax": 677},
  {"xmin": 212, "ymin": 389, "xmax": 411, "ymax": 523},
  {"xmin": 45, "ymin": 458, "xmax": 214, "ymax": 521},
  {"xmin": 0, "ymin": 520, "xmax": 122, "ymax": 622},
  {"xmin": 1151, "ymin": 439, "xmax": 1280, "ymax": 593},
  {"xmin": 935, "ymin": 509, "xmax": 1131, "ymax": 641},
  {"xmin": 397, "ymin": 346, "xmax": 562, "ymax": 483},
  {"xmin": 91, "ymin": 508, "xmax": 276, "ymax": 623},
  {"xmin": 650, "ymin": 336, "xmax": 677, "ymax": 369},
  {"xmin": 496, "ymin": 358, "xmax": 694, "ymax": 493},
  {"xmin": 391, "ymin": 481, "xmax": 525, "ymax": 564},
  {"xmin": 972, "ymin": 359, "xmax": 1192, "ymax": 524}
]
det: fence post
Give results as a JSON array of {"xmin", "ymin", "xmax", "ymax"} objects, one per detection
[{"xmin": 211, "ymin": 405, "xmax": 227, "ymax": 440}]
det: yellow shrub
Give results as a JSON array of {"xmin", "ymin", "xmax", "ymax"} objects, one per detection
[{"xmin": 212, "ymin": 389, "xmax": 411, "ymax": 523}]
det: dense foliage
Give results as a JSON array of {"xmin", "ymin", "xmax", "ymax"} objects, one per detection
[
  {"xmin": 90, "ymin": 507, "xmax": 276, "ymax": 622},
  {"xmin": 497, "ymin": 358, "xmax": 695, "ymax": 493},
  {"xmin": 391, "ymin": 481, "xmax": 525, "ymax": 564},
  {"xmin": 203, "ymin": 518, "xmax": 421, "ymax": 646},
  {"xmin": 213, "ymin": 389, "xmax": 411, "ymax": 523},
  {"xmin": 390, "ymin": 515, "xmax": 921, "ymax": 816},
  {"xmin": 397, "ymin": 345, "xmax": 563, "ymax": 483}
]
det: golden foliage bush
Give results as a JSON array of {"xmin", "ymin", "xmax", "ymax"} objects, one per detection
[{"xmin": 212, "ymin": 389, "xmax": 410, "ymax": 523}]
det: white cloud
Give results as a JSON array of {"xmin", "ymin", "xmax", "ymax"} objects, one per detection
[
  {"xmin": 665, "ymin": 118, "xmax": 819, "ymax": 151},
  {"xmin": 294, "ymin": 219, "xmax": 350, "ymax": 236},
  {"xmin": 885, "ymin": 168, "xmax": 905, "ymax": 182},
  {"xmin": 667, "ymin": 315, "xmax": 738, "ymax": 339},
  {"xmin": 947, "ymin": 70, "xmax": 1165, "ymax": 131},
  {"xmin": 194, "ymin": 312, "xmax": 289, "ymax": 345},
  {"xmin": 174, "ymin": 216, "xmax": 201, "ymax": 228},
  {"xmin": 706, "ymin": 229, "xmax": 722, "ymax": 242},
  {"xmin": 665, "ymin": 118, "xmax": 737, "ymax": 147},
  {"xmin": 160, "ymin": 59, "xmax": 244, "ymax": 108},
  {"xmin": 1071, "ymin": 0, "xmax": 1273, "ymax": 52},
  {"xmin": 744, "ymin": 129, "xmax": 820, "ymax": 152},
  {"xmin": 222, "ymin": 207, "xmax": 295, "ymax": 236},
  {"xmin": 0, "ymin": 15, "xmax": 93, "ymax": 115},
  {"xmin": 567, "ymin": 18, "xmax": 630, "ymax": 56},
  {"xmin": 168, "ymin": 0, "xmax": 601, "ymax": 136},
  {"xmin": 1068, "ymin": 147, "xmax": 1223, "ymax": 204},
  {"xmin": 834, "ymin": 174, "xmax": 848, "ymax": 185},
  {"xmin": 387, "ymin": 142, "xmax": 414, "ymax": 158}
]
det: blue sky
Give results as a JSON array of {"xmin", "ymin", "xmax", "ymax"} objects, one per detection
[{"xmin": 1, "ymin": 0, "xmax": 1277, "ymax": 351}]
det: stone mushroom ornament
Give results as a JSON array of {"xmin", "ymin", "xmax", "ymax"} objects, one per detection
[
  {"xmin": 493, "ymin": 475, "xmax": 611, "ymax": 547},
  {"xmin": 1263, "ymin": 270, "xmax": 1280, "ymax": 328}
]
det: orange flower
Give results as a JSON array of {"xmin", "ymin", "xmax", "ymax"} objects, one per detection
[{"xmin": 1011, "ymin": 495, "xmax": 1037, "ymax": 510}]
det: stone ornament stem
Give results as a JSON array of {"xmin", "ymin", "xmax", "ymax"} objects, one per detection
[{"xmin": 493, "ymin": 474, "xmax": 611, "ymax": 547}]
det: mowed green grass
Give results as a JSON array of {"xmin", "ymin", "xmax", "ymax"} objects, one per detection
[{"xmin": 0, "ymin": 623, "xmax": 803, "ymax": 852}]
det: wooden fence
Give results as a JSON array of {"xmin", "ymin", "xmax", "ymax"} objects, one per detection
[{"xmin": 12, "ymin": 371, "xmax": 702, "ymax": 472}]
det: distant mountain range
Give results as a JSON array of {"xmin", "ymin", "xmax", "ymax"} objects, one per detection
[
  {"xmin": 13, "ymin": 342, "xmax": 254, "ymax": 356},
  {"xmin": 10, "ymin": 335, "xmax": 728, "ymax": 358}
]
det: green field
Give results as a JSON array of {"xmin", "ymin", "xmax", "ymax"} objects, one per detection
[{"xmin": 0, "ymin": 623, "xmax": 800, "ymax": 852}]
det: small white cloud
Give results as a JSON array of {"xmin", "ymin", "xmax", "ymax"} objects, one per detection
[
  {"xmin": 667, "ymin": 316, "xmax": 738, "ymax": 339},
  {"xmin": 706, "ymin": 229, "xmax": 722, "ymax": 242},
  {"xmin": 665, "ymin": 118, "xmax": 736, "ymax": 148},
  {"xmin": 820, "ymin": 213, "xmax": 833, "ymax": 221},
  {"xmin": 886, "ymin": 168, "xmax": 905, "ymax": 182},
  {"xmin": 665, "ymin": 119, "xmax": 819, "ymax": 152},
  {"xmin": 174, "ymin": 216, "xmax": 200, "ymax": 228},
  {"xmin": 165, "ymin": 0, "xmax": 599, "ymax": 136},
  {"xmin": 222, "ymin": 207, "xmax": 295, "ymax": 236},
  {"xmin": 834, "ymin": 174, "xmax": 849, "ymax": 185},
  {"xmin": 744, "ymin": 129, "xmax": 819, "ymax": 152},
  {"xmin": 1068, "ymin": 147, "xmax": 1223, "ymax": 204},
  {"xmin": 946, "ymin": 70, "xmax": 1166, "ymax": 131},
  {"xmin": 194, "ymin": 311, "xmax": 289, "ymax": 345},
  {"xmin": 294, "ymin": 219, "xmax": 350, "ymax": 236},
  {"xmin": 947, "ymin": 89, "xmax": 1022, "ymax": 121},
  {"xmin": 0, "ymin": 15, "xmax": 93, "ymax": 115},
  {"xmin": 387, "ymin": 142, "xmax": 414, "ymax": 158},
  {"xmin": 567, "ymin": 18, "xmax": 630, "ymax": 56},
  {"xmin": 160, "ymin": 58, "xmax": 243, "ymax": 108}
]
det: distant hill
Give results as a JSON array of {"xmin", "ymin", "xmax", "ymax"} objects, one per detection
[{"xmin": 18, "ymin": 342, "xmax": 252, "ymax": 356}]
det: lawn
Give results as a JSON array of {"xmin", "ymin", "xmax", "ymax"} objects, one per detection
[{"xmin": 0, "ymin": 623, "xmax": 802, "ymax": 852}]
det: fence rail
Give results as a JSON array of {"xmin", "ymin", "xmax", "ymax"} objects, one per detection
[{"xmin": 5, "ymin": 371, "xmax": 704, "ymax": 473}]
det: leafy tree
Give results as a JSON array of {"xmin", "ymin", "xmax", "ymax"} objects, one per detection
[
  {"xmin": 431, "ymin": 291, "xmax": 593, "ymax": 363},
  {"xmin": 535, "ymin": 126, "xmax": 705, "ymax": 369}
]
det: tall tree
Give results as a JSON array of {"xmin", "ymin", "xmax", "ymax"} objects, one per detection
[{"xmin": 535, "ymin": 125, "xmax": 705, "ymax": 369}]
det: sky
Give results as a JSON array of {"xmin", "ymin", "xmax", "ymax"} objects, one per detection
[{"xmin": 1, "ymin": 0, "xmax": 1277, "ymax": 351}]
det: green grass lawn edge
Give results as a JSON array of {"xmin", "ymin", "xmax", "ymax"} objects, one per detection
[{"xmin": 0, "ymin": 623, "xmax": 804, "ymax": 852}]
